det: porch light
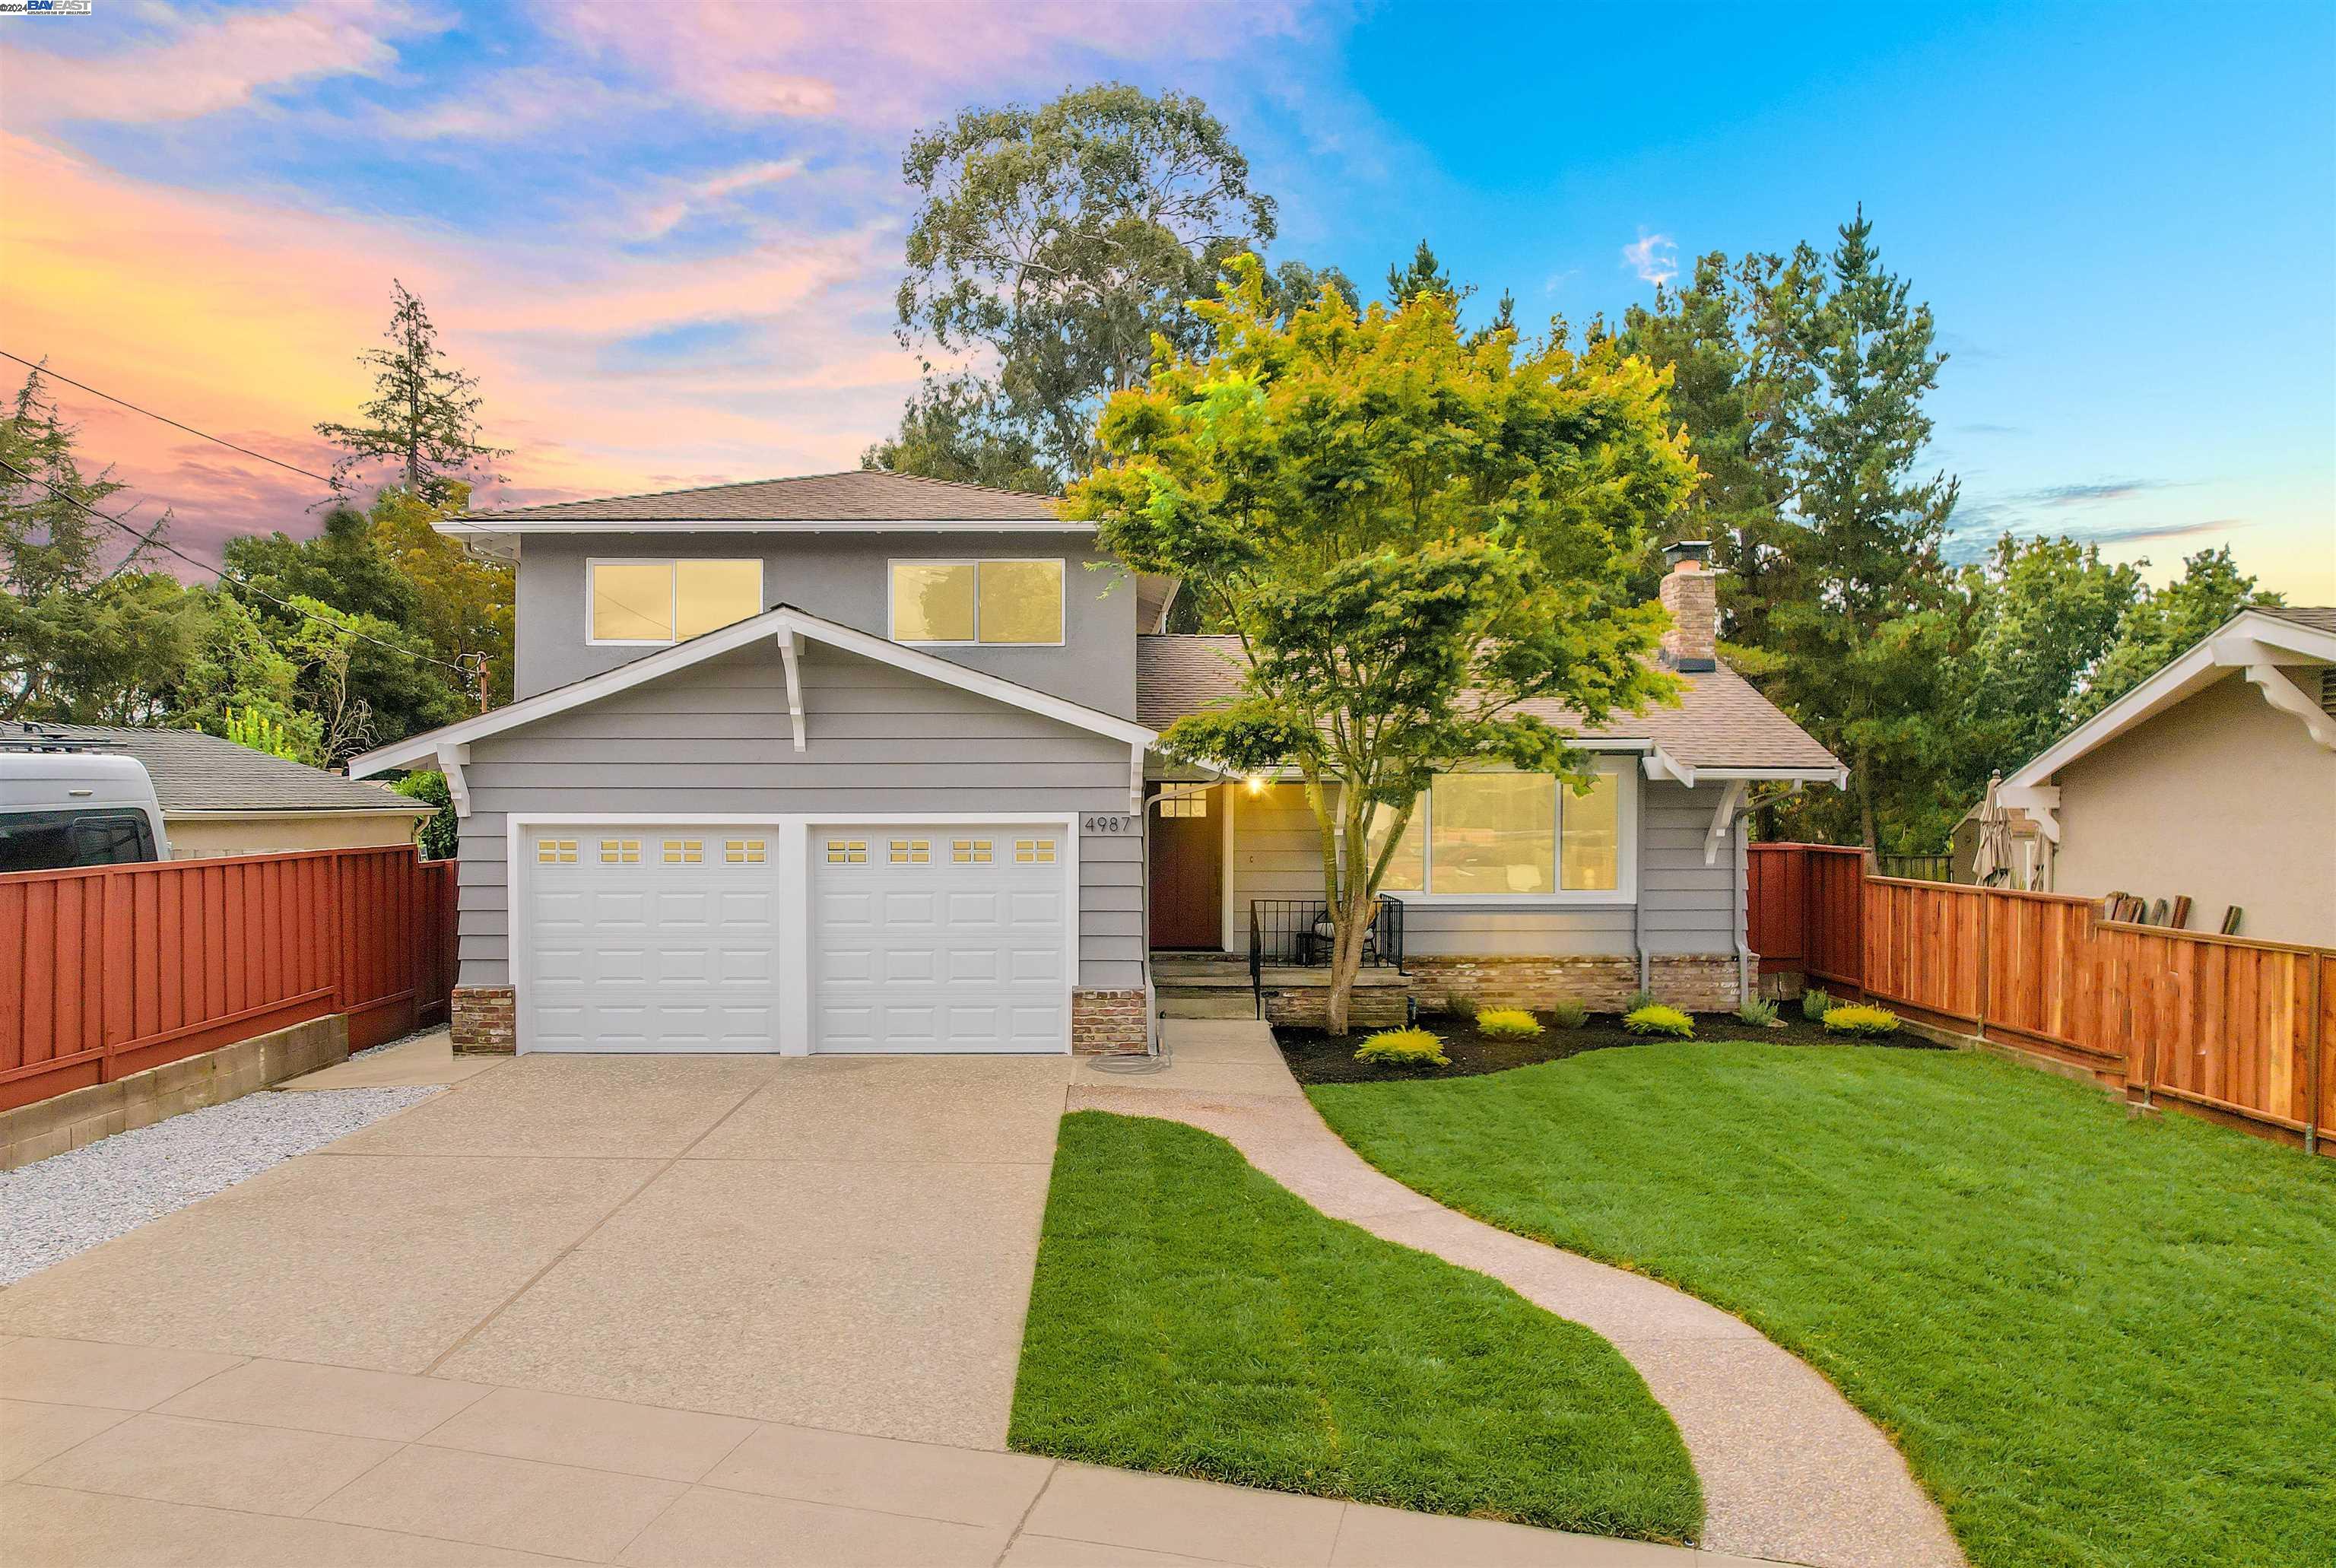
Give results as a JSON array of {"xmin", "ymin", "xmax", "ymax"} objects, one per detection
[{"xmin": 1246, "ymin": 775, "xmax": 1267, "ymax": 795}]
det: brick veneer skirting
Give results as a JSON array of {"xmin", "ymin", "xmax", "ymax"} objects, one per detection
[
  {"xmin": 452, "ymin": 986, "xmax": 518, "ymax": 1055},
  {"xmin": 1407, "ymin": 953, "xmax": 1743, "ymax": 1012},
  {"xmin": 1264, "ymin": 985, "xmax": 1411, "ymax": 1030},
  {"xmin": 1071, "ymin": 989, "xmax": 1151, "ymax": 1054}
]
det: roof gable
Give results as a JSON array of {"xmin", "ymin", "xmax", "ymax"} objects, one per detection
[{"xmin": 351, "ymin": 604, "xmax": 1155, "ymax": 778}]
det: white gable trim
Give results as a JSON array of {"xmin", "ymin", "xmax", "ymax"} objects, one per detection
[
  {"xmin": 2004, "ymin": 608, "xmax": 2336, "ymax": 791},
  {"xmin": 348, "ymin": 604, "xmax": 1155, "ymax": 778}
]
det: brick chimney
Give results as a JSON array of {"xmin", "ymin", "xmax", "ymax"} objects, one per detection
[{"xmin": 1658, "ymin": 541, "xmax": 1717, "ymax": 672}]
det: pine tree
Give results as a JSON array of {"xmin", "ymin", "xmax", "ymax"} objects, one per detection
[
  {"xmin": 316, "ymin": 281, "xmax": 509, "ymax": 505},
  {"xmin": 1385, "ymin": 239, "xmax": 1455, "ymax": 305},
  {"xmin": 1758, "ymin": 208, "xmax": 1963, "ymax": 849}
]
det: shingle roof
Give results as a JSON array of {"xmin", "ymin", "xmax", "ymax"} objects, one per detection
[
  {"xmin": 1136, "ymin": 636, "xmax": 1844, "ymax": 773},
  {"xmin": 2255, "ymin": 605, "xmax": 2336, "ymax": 636},
  {"xmin": 468, "ymin": 471, "xmax": 1065, "ymax": 525},
  {"xmin": 7, "ymin": 724, "xmax": 428, "ymax": 814}
]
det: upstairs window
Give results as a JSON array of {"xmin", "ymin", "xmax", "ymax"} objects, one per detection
[
  {"xmin": 589, "ymin": 559, "xmax": 762, "ymax": 645},
  {"xmin": 1363, "ymin": 767, "xmax": 1631, "ymax": 902},
  {"xmin": 890, "ymin": 560, "xmax": 1063, "ymax": 645}
]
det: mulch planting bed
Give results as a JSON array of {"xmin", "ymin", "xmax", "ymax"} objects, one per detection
[{"xmin": 1276, "ymin": 1005, "xmax": 1941, "ymax": 1084}]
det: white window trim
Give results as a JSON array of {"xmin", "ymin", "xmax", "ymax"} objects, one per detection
[
  {"xmin": 507, "ymin": 811, "xmax": 1081, "ymax": 1058},
  {"xmin": 585, "ymin": 557, "xmax": 765, "ymax": 648},
  {"xmin": 887, "ymin": 557, "xmax": 1067, "ymax": 648},
  {"xmin": 1374, "ymin": 763, "xmax": 1639, "ymax": 907}
]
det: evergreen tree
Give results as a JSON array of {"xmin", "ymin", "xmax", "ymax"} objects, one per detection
[
  {"xmin": 862, "ymin": 375, "xmax": 1058, "ymax": 495},
  {"xmin": 1385, "ymin": 239, "xmax": 1455, "ymax": 305},
  {"xmin": 316, "ymin": 281, "xmax": 509, "ymax": 504},
  {"xmin": 1757, "ymin": 208, "xmax": 1963, "ymax": 849}
]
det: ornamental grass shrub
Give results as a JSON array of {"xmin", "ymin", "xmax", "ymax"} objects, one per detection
[
  {"xmin": 1801, "ymin": 987, "xmax": 1833, "ymax": 1022},
  {"xmin": 1547, "ymin": 996, "xmax": 1590, "ymax": 1030},
  {"xmin": 1354, "ymin": 1028, "xmax": 1452, "ymax": 1067},
  {"xmin": 1623, "ymin": 1005, "xmax": 1695, "ymax": 1040},
  {"xmin": 1475, "ymin": 1008, "xmax": 1545, "ymax": 1041},
  {"xmin": 1736, "ymin": 996, "xmax": 1781, "ymax": 1029},
  {"xmin": 1822, "ymin": 1004, "xmax": 1901, "ymax": 1038}
]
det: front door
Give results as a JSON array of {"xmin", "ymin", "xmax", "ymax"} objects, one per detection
[{"xmin": 1149, "ymin": 789, "xmax": 1223, "ymax": 949}]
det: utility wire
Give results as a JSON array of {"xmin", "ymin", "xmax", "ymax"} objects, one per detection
[
  {"xmin": 0, "ymin": 348, "xmax": 341, "ymax": 489},
  {"xmin": 0, "ymin": 454, "xmax": 471, "ymax": 676}
]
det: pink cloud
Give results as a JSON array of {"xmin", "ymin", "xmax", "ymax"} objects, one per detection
[
  {"xmin": 2, "ymin": 0, "xmax": 433, "ymax": 127},
  {"xmin": 537, "ymin": 0, "xmax": 1310, "ymax": 127},
  {"xmin": 0, "ymin": 132, "xmax": 925, "ymax": 564}
]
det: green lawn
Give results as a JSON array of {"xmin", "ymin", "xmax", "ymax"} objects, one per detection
[
  {"xmin": 1010, "ymin": 1109, "xmax": 1703, "ymax": 1543},
  {"xmin": 1309, "ymin": 1040, "xmax": 2336, "ymax": 1568}
]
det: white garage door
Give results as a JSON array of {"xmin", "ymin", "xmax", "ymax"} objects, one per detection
[
  {"xmin": 525, "ymin": 827, "xmax": 780, "ymax": 1052},
  {"xmin": 812, "ymin": 825, "xmax": 1070, "ymax": 1054}
]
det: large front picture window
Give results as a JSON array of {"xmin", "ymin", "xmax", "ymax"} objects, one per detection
[
  {"xmin": 890, "ymin": 560, "xmax": 1064, "ymax": 645},
  {"xmin": 589, "ymin": 559, "xmax": 763, "ymax": 645},
  {"xmin": 1366, "ymin": 767, "xmax": 1627, "ymax": 900}
]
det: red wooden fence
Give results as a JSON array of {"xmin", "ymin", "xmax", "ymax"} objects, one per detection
[
  {"xmin": 0, "ymin": 846, "xmax": 458, "ymax": 1113},
  {"xmin": 1750, "ymin": 843, "xmax": 2334, "ymax": 1156}
]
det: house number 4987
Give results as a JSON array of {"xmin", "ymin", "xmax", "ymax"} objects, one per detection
[{"xmin": 1081, "ymin": 814, "xmax": 1138, "ymax": 835}]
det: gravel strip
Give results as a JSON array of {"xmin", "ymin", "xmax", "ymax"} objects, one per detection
[{"xmin": 0, "ymin": 1082, "xmax": 442, "ymax": 1285}]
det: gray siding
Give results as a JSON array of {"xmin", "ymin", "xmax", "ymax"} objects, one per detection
[
  {"xmin": 459, "ymin": 639, "xmax": 1141, "ymax": 991},
  {"xmin": 1220, "ymin": 776, "xmax": 1742, "ymax": 960},
  {"xmin": 515, "ymin": 532, "xmax": 1138, "ymax": 719}
]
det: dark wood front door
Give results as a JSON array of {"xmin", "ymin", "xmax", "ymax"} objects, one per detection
[{"xmin": 1149, "ymin": 790, "xmax": 1224, "ymax": 949}]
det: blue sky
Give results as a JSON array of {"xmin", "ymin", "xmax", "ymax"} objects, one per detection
[{"xmin": 3, "ymin": 0, "xmax": 2330, "ymax": 598}]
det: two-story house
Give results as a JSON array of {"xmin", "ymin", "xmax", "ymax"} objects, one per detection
[{"xmin": 350, "ymin": 471, "xmax": 1845, "ymax": 1056}]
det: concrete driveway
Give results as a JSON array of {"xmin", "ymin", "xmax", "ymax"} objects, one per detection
[
  {"xmin": 2, "ymin": 1042, "xmax": 1747, "ymax": 1566},
  {"xmin": 0, "ymin": 1052, "xmax": 1074, "ymax": 1449}
]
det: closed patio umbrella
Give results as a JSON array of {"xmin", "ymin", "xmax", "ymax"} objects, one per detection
[{"xmin": 1974, "ymin": 772, "xmax": 2013, "ymax": 887}]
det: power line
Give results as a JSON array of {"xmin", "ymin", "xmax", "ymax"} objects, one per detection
[
  {"xmin": 0, "ymin": 348, "xmax": 341, "ymax": 489},
  {"xmin": 0, "ymin": 454, "xmax": 471, "ymax": 676}
]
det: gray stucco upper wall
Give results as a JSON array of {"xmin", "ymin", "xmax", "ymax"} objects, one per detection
[{"xmin": 513, "ymin": 532, "xmax": 1138, "ymax": 719}]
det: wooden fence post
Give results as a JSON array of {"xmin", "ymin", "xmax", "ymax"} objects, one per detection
[
  {"xmin": 2307, "ymin": 956, "xmax": 2324, "ymax": 1158},
  {"xmin": 1975, "ymin": 887, "xmax": 1992, "ymax": 1038}
]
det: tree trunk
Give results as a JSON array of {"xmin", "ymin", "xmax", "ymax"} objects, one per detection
[{"xmin": 1857, "ymin": 759, "xmax": 1878, "ymax": 852}]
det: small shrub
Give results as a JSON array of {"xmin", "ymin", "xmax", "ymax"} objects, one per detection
[
  {"xmin": 1354, "ymin": 1028, "xmax": 1451, "ymax": 1067},
  {"xmin": 1823, "ymin": 1004, "xmax": 1901, "ymax": 1038},
  {"xmin": 1475, "ymin": 1008, "xmax": 1544, "ymax": 1041},
  {"xmin": 1801, "ymin": 986, "xmax": 1833, "ymax": 1022},
  {"xmin": 1622, "ymin": 988, "xmax": 1658, "ymax": 1014},
  {"xmin": 1439, "ymin": 991, "xmax": 1473, "ymax": 1019},
  {"xmin": 1623, "ymin": 1005, "xmax": 1695, "ymax": 1040},
  {"xmin": 1547, "ymin": 995, "xmax": 1590, "ymax": 1030},
  {"xmin": 1736, "ymin": 996, "xmax": 1780, "ymax": 1029}
]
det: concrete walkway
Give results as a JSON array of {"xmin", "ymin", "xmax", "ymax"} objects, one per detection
[
  {"xmin": 2, "ymin": 1047, "xmax": 1743, "ymax": 1566},
  {"xmin": 1071, "ymin": 1021, "xmax": 1964, "ymax": 1568}
]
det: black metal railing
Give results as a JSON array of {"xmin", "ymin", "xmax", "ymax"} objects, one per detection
[{"xmin": 1248, "ymin": 898, "xmax": 1406, "ymax": 976}]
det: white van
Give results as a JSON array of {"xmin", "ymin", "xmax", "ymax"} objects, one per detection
[{"xmin": 0, "ymin": 727, "xmax": 171, "ymax": 872}]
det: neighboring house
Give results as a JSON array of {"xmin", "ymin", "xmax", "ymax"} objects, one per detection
[
  {"xmin": 350, "ymin": 471, "xmax": 1845, "ymax": 1056},
  {"xmin": 15, "ymin": 723, "xmax": 433, "ymax": 859},
  {"xmin": 1999, "ymin": 606, "xmax": 2336, "ymax": 945}
]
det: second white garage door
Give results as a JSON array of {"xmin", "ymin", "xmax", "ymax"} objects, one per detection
[{"xmin": 811, "ymin": 824, "xmax": 1071, "ymax": 1054}]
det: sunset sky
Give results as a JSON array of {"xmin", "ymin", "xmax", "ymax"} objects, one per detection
[{"xmin": 3, "ymin": 0, "xmax": 2331, "ymax": 601}]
